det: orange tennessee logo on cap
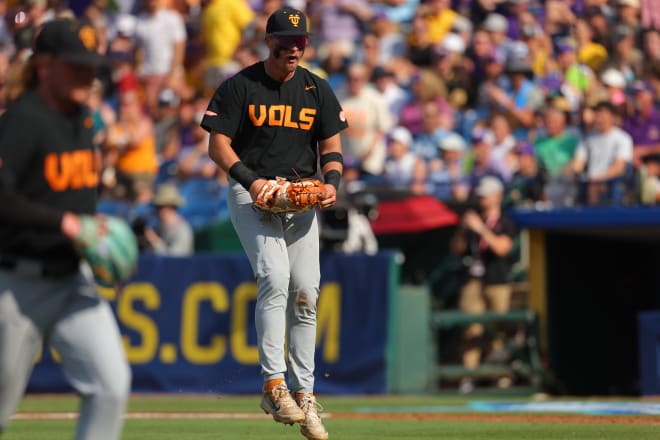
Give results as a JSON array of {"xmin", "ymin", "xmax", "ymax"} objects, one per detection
[
  {"xmin": 78, "ymin": 26, "xmax": 96, "ymax": 51},
  {"xmin": 288, "ymin": 14, "xmax": 300, "ymax": 27}
]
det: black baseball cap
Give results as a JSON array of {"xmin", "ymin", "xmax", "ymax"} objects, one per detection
[
  {"xmin": 592, "ymin": 100, "xmax": 617, "ymax": 112},
  {"xmin": 266, "ymin": 7, "xmax": 310, "ymax": 37},
  {"xmin": 34, "ymin": 19, "xmax": 106, "ymax": 67}
]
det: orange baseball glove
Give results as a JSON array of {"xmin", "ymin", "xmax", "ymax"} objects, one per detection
[{"xmin": 254, "ymin": 178, "xmax": 327, "ymax": 214}]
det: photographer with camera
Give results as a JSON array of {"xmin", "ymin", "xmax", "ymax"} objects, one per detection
[{"xmin": 449, "ymin": 176, "xmax": 516, "ymax": 393}]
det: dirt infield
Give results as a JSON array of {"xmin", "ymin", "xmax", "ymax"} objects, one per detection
[{"xmin": 12, "ymin": 412, "xmax": 660, "ymax": 425}]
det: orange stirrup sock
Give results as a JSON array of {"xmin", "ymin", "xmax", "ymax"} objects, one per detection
[{"xmin": 264, "ymin": 378, "xmax": 284, "ymax": 391}]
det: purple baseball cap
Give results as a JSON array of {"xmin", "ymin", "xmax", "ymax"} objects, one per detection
[
  {"xmin": 516, "ymin": 141, "xmax": 535, "ymax": 156},
  {"xmin": 556, "ymin": 38, "xmax": 577, "ymax": 54},
  {"xmin": 631, "ymin": 80, "xmax": 654, "ymax": 94},
  {"xmin": 471, "ymin": 127, "xmax": 488, "ymax": 144},
  {"xmin": 485, "ymin": 47, "xmax": 507, "ymax": 64}
]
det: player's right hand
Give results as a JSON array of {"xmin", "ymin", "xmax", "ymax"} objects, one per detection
[
  {"xmin": 249, "ymin": 178, "xmax": 270, "ymax": 202},
  {"xmin": 61, "ymin": 212, "xmax": 81, "ymax": 240},
  {"xmin": 319, "ymin": 183, "xmax": 336, "ymax": 209}
]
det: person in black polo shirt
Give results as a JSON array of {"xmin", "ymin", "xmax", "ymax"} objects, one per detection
[
  {"xmin": 450, "ymin": 176, "xmax": 516, "ymax": 393},
  {"xmin": 0, "ymin": 19, "xmax": 130, "ymax": 440}
]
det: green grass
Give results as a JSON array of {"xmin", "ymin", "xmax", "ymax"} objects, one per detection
[
  {"xmin": 4, "ymin": 394, "xmax": 660, "ymax": 440},
  {"xmin": 16, "ymin": 394, "xmax": 481, "ymax": 413},
  {"xmin": 7, "ymin": 419, "xmax": 660, "ymax": 440}
]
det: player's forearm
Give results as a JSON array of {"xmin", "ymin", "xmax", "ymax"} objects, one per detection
[
  {"xmin": 319, "ymin": 134, "xmax": 343, "ymax": 175},
  {"xmin": 0, "ymin": 188, "xmax": 63, "ymax": 231},
  {"xmin": 319, "ymin": 134, "xmax": 343, "ymax": 190},
  {"xmin": 208, "ymin": 132, "xmax": 240, "ymax": 173},
  {"xmin": 208, "ymin": 132, "xmax": 261, "ymax": 191}
]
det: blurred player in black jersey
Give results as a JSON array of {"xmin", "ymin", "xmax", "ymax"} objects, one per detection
[
  {"xmin": 201, "ymin": 7, "xmax": 348, "ymax": 440},
  {"xmin": 0, "ymin": 19, "xmax": 130, "ymax": 440}
]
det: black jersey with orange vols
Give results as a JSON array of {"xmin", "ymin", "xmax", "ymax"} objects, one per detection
[
  {"xmin": 201, "ymin": 62, "xmax": 348, "ymax": 180},
  {"xmin": 0, "ymin": 90, "xmax": 98, "ymax": 261}
]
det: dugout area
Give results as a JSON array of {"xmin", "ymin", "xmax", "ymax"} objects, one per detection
[
  {"xmin": 512, "ymin": 206, "xmax": 660, "ymax": 396},
  {"xmin": 386, "ymin": 205, "xmax": 660, "ymax": 396}
]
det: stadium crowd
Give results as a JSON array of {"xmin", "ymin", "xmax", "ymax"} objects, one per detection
[{"xmin": 2, "ymin": 0, "xmax": 660, "ymax": 235}]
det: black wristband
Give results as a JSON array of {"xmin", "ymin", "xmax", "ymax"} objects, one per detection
[
  {"xmin": 320, "ymin": 152, "xmax": 343, "ymax": 168},
  {"xmin": 229, "ymin": 161, "xmax": 259, "ymax": 190},
  {"xmin": 324, "ymin": 169, "xmax": 341, "ymax": 190}
]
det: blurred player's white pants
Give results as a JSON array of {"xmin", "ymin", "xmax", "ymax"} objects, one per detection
[{"xmin": 0, "ymin": 266, "xmax": 131, "ymax": 440}]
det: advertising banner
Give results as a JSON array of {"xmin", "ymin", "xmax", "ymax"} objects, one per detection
[{"xmin": 27, "ymin": 252, "xmax": 395, "ymax": 395}]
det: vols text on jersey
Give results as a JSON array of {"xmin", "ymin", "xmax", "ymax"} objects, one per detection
[
  {"xmin": 248, "ymin": 104, "xmax": 316, "ymax": 131},
  {"xmin": 44, "ymin": 149, "xmax": 99, "ymax": 191}
]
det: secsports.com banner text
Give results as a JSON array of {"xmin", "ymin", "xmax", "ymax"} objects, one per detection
[{"xmin": 27, "ymin": 252, "xmax": 395, "ymax": 395}]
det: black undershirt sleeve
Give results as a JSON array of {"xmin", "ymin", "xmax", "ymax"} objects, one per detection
[
  {"xmin": 0, "ymin": 189, "xmax": 63, "ymax": 231},
  {"xmin": 0, "ymin": 97, "xmax": 63, "ymax": 231}
]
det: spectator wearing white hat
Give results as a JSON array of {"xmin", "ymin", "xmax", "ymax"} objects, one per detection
[
  {"xmin": 482, "ymin": 13, "xmax": 515, "ymax": 60},
  {"xmin": 451, "ymin": 15, "xmax": 473, "ymax": 47},
  {"xmin": 427, "ymin": 132, "xmax": 469, "ymax": 201},
  {"xmin": 382, "ymin": 126, "xmax": 427, "ymax": 194},
  {"xmin": 599, "ymin": 67, "xmax": 628, "ymax": 113},
  {"xmin": 615, "ymin": 0, "xmax": 641, "ymax": 30}
]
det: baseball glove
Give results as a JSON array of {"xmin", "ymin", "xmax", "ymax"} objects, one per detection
[
  {"xmin": 74, "ymin": 215, "xmax": 139, "ymax": 287},
  {"xmin": 253, "ymin": 178, "xmax": 327, "ymax": 214}
]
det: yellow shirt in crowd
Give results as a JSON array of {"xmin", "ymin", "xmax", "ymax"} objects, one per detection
[
  {"xmin": 425, "ymin": 8, "xmax": 458, "ymax": 44},
  {"xmin": 201, "ymin": 0, "xmax": 255, "ymax": 67}
]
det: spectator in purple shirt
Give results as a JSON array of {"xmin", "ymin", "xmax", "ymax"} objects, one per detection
[
  {"xmin": 309, "ymin": 0, "xmax": 372, "ymax": 46},
  {"xmin": 623, "ymin": 80, "xmax": 660, "ymax": 166}
]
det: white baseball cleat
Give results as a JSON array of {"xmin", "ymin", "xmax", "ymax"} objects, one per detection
[
  {"xmin": 296, "ymin": 393, "xmax": 329, "ymax": 440},
  {"xmin": 261, "ymin": 382, "xmax": 306, "ymax": 425}
]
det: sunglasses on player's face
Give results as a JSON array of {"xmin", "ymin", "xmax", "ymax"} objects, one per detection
[{"xmin": 274, "ymin": 35, "xmax": 309, "ymax": 50}]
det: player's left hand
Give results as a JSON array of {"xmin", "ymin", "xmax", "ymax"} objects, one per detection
[{"xmin": 320, "ymin": 183, "xmax": 336, "ymax": 209}]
